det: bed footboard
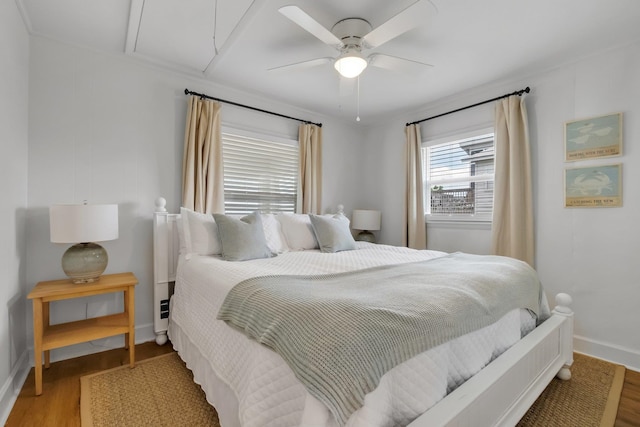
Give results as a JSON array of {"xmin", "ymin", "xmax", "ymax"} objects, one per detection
[{"xmin": 409, "ymin": 293, "xmax": 573, "ymax": 427}]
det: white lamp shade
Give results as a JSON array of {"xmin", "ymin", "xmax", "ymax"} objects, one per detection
[
  {"xmin": 50, "ymin": 204, "xmax": 119, "ymax": 243},
  {"xmin": 351, "ymin": 210, "xmax": 381, "ymax": 231}
]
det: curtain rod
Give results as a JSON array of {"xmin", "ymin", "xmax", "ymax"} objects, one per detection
[
  {"xmin": 406, "ymin": 86, "xmax": 530, "ymax": 127},
  {"xmin": 184, "ymin": 89, "xmax": 322, "ymax": 128}
]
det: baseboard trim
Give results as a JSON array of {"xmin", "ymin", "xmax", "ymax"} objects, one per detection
[
  {"xmin": 574, "ymin": 334, "xmax": 640, "ymax": 371},
  {"xmin": 0, "ymin": 350, "xmax": 30, "ymax": 426}
]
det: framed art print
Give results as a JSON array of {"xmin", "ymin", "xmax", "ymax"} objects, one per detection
[
  {"xmin": 564, "ymin": 164, "xmax": 622, "ymax": 208},
  {"xmin": 565, "ymin": 112, "xmax": 622, "ymax": 161}
]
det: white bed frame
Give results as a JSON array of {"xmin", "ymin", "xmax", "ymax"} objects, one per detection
[{"xmin": 152, "ymin": 197, "xmax": 574, "ymax": 427}]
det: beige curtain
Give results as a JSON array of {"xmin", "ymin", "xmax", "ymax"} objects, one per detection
[
  {"xmin": 404, "ymin": 124, "xmax": 427, "ymax": 249},
  {"xmin": 182, "ymin": 96, "xmax": 224, "ymax": 214},
  {"xmin": 492, "ymin": 96, "xmax": 534, "ymax": 265},
  {"xmin": 297, "ymin": 124, "xmax": 322, "ymax": 214}
]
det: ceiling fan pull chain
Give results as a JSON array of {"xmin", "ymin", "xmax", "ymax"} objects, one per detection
[{"xmin": 356, "ymin": 76, "xmax": 361, "ymax": 122}]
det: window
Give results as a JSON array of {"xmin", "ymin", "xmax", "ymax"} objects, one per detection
[
  {"xmin": 222, "ymin": 129, "xmax": 298, "ymax": 214},
  {"xmin": 422, "ymin": 128, "xmax": 494, "ymax": 222}
]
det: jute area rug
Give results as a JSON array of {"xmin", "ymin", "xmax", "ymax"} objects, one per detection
[
  {"xmin": 80, "ymin": 353, "xmax": 219, "ymax": 427},
  {"xmin": 81, "ymin": 351, "xmax": 624, "ymax": 427},
  {"xmin": 517, "ymin": 352, "xmax": 625, "ymax": 427}
]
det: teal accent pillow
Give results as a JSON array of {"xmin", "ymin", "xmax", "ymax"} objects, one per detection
[
  {"xmin": 212, "ymin": 212, "xmax": 273, "ymax": 261},
  {"xmin": 309, "ymin": 214, "xmax": 357, "ymax": 253}
]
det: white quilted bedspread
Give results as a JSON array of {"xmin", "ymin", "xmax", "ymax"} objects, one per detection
[{"xmin": 168, "ymin": 243, "xmax": 535, "ymax": 427}]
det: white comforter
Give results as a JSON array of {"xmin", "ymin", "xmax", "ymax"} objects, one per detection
[{"xmin": 168, "ymin": 243, "xmax": 536, "ymax": 427}]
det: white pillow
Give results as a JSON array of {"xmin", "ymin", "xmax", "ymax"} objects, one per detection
[
  {"xmin": 179, "ymin": 207, "xmax": 222, "ymax": 255},
  {"xmin": 276, "ymin": 213, "xmax": 318, "ymax": 250},
  {"xmin": 175, "ymin": 215, "xmax": 187, "ymax": 255},
  {"xmin": 261, "ymin": 213, "xmax": 289, "ymax": 253}
]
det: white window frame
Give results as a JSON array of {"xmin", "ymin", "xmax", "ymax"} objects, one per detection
[
  {"xmin": 422, "ymin": 127, "xmax": 494, "ymax": 225},
  {"xmin": 221, "ymin": 126, "xmax": 299, "ymax": 214}
]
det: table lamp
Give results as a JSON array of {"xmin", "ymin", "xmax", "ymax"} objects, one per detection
[
  {"xmin": 49, "ymin": 203, "xmax": 119, "ymax": 283},
  {"xmin": 351, "ymin": 209, "xmax": 381, "ymax": 243}
]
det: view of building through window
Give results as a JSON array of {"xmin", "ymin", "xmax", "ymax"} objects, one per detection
[{"xmin": 423, "ymin": 131, "xmax": 494, "ymax": 220}]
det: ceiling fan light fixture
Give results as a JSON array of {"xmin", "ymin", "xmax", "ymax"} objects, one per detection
[{"xmin": 334, "ymin": 51, "xmax": 368, "ymax": 78}]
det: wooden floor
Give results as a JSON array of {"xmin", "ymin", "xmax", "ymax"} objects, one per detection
[
  {"xmin": 617, "ymin": 369, "xmax": 640, "ymax": 427},
  {"xmin": 5, "ymin": 344, "xmax": 640, "ymax": 426},
  {"xmin": 6, "ymin": 341, "xmax": 174, "ymax": 427}
]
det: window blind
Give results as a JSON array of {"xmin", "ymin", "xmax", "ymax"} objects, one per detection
[{"xmin": 222, "ymin": 132, "xmax": 299, "ymax": 214}]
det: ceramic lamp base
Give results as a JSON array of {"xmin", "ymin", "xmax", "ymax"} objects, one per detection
[
  {"xmin": 61, "ymin": 242, "xmax": 108, "ymax": 284},
  {"xmin": 355, "ymin": 230, "xmax": 376, "ymax": 243}
]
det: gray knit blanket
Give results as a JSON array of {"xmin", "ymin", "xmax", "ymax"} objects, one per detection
[{"xmin": 217, "ymin": 253, "xmax": 542, "ymax": 425}]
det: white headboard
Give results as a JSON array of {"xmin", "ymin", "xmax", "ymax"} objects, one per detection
[{"xmin": 152, "ymin": 197, "xmax": 180, "ymax": 345}]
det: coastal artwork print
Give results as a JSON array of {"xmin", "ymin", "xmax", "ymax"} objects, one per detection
[
  {"xmin": 564, "ymin": 164, "xmax": 622, "ymax": 208},
  {"xmin": 565, "ymin": 112, "xmax": 622, "ymax": 161}
]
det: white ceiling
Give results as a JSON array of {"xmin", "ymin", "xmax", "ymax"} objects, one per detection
[{"xmin": 17, "ymin": 0, "xmax": 640, "ymax": 124}]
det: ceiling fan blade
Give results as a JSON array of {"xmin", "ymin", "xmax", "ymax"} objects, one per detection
[
  {"xmin": 362, "ymin": 1, "xmax": 434, "ymax": 48},
  {"xmin": 279, "ymin": 6, "xmax": 344, "ymax": 49},
  {"xmin": 368, "ymin": 53, "xmax": 433, "ymax": 71},
  {"xmin": 268, "ymin": 57, "xmax": 334, "ymax": 72}
]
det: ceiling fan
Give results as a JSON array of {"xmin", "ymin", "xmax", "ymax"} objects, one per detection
[{"xmin": 271, "ymin": 1, "xmax": 435, "ymax": 79}]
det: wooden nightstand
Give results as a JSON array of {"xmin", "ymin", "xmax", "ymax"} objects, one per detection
[{"xmin": 27, "ymin": 272, "xmax": 138, "ymax": 395}]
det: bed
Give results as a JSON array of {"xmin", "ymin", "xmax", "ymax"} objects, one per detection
[{"xmin": 152, "ymin": 198, "xmax": 574, "ymax": 427}]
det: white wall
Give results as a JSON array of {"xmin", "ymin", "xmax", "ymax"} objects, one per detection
[
  {"xmin": 531, "ymin": 43, "xmax": 640, "ymax": 369},
  {"xmin": 365, "ymin": 42, "xmax": 640, "ymax": 369},
  {"xmin": 0, "ymin": 1, "xmax": 30, "ymax": 423},
  {"xmin": 25, "ymin": 36, "xmax": 364, "ymax": 362}
]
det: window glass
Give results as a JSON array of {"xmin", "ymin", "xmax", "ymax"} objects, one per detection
[{"xmin": 422, "ymin": 129, "xmax": 494, "ymax": 221}]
